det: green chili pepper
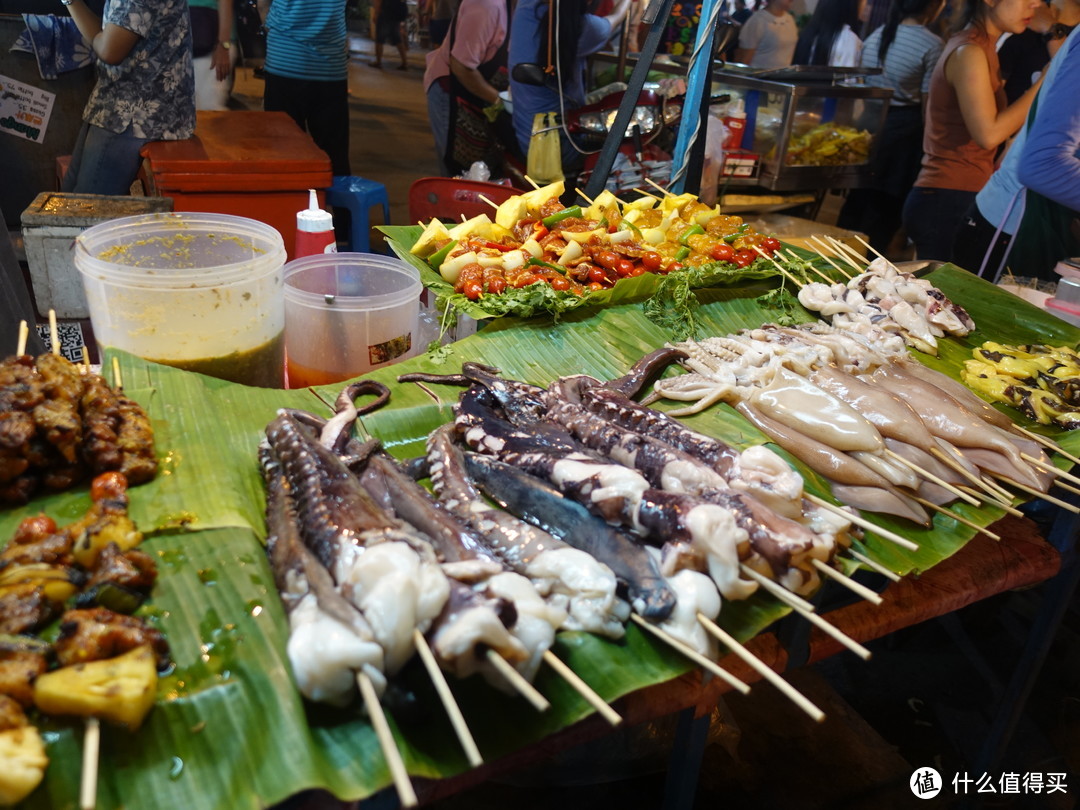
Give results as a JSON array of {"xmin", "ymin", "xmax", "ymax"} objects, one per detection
[
  {"xmin": 674, "ymin": 246, "xmax": 691, "ymax": 261},
  {"xmin": 598, "ymin": 216, "xmax": 609, "ymax": 228},
  {"xmin": 427, "ymin": 240, "xmax": 458, "ymax": 269},
  {"xmin": 723, "ymin": 224, "xmax": 750, "ymax": 244},
  {"xmin": 541, "ymin": 206, "xmax": 583, "ymax": 228},
  {"xmin": 619, "ymin": 219, "xmax": 642, "ymax": 237},
  {"xmin": 678, "ymin": 224, "xmax": 705, "ymax": 245},
  {"xmin": 526, "ymin": 257, "xmax": 567, "ymax": 274}
]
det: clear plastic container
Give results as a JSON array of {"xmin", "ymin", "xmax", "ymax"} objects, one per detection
[
  {"xmin": 283, "ymin": 253, "xmax": 421, "ymax": 388},
  {"xmin": 75, "ymin": 212, "xmax": 287, "ymax": 387}
]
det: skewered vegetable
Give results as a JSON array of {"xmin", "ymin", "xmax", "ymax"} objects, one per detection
[{"xmin": 962, "ymin": 342, "xmax": 1080, "ymax": 429}]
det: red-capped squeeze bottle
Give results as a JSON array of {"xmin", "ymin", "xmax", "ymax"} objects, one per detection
[{"xmin": 295, "ymin": 189, "xmax": 337, "ymax": 257}]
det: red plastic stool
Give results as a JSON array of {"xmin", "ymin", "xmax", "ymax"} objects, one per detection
[{"xmin": 408, "ymin": 177, "xmax": 524, "ymax": 223}]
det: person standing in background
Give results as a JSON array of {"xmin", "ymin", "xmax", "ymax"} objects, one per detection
[
  {"xmin": 792, "ymin": 0, "xmax": 866, "ymax": 65},
  {"xmin": 900, "ymin": 0, "xmax": 1044, "ymax": 260},
  {"xmin": 733, "ymin": 0, "xmax": 798, "ymax": 68},
  {"xmin": 258, "ymin": 0, "xmax": 350, "ymax": 175},
  {"xmin": 61, "ymin": 0, "xmax": 195, "ymax": 194},
  {"xmin": 837, "ymin": 0, "xmax": 946, "ymax": 253},
  {"xmin": 429, "ymin": 0, "xmax": 461, "ymax": 45},
  {"xmin": 371, "ymin": 0, "xmax": 409, "ymax": 69},
  {"xmin": 190, "ymin": 0, "xmax": 238, "ymax": 110}
]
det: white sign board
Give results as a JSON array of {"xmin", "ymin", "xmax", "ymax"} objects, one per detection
[{"xmin": 0, "ymin": 74, "xmax": 55, "ymax": 144}]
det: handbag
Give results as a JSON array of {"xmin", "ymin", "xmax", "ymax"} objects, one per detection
[
  {"xmin": 526, "ymin": 112, "xmax": 564, "ymax": 183},
  {"xmin": 189, "ymin": 6, "xmax": 219, "ymax": 58}
]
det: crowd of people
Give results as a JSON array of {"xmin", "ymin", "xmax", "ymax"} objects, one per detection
[{"xmin": 56, "ymin": 0, "xmax": 1079, "ymax": 280}]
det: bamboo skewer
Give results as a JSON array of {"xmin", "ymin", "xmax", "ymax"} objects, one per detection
[
  {"xmin": 485, "ymin": 650, "xmax": 550, "ymax": 711},
  {"xmin": 817, "ymin": 236, "xmax": 862, "ymax": 273},
  {"xmin": 81, "ymin": 346, "xmax": 91, "ymax": 374},
  {"xmin": 789, "ymin": 600, "xmax": 873, "ymax": 660},
  {"xmin": 79, "ymin": 717, "xmax": 100, "ymax": 810},
  {"xmin": 645, "ymin": 177, "xmax": 672, "ymax": 196},
  {"xmin": 629, "ymin": 614, "xmax": 750, "ymax": 694},
  {"xmin": 574, "ymin": 188, "xmax": 595, "ymax": 206},
  {"xmin": 478, "ymin": 194, "xmax": 499, "ymax": 210},
  {"xmin": 523, "ymin": 175, "xmax": 541, "ymax": 189},
  {"xmin": 696, "ymin": 614, "xmax": 826, "ymax": 722},
  {"xmin": 981, "ymin": 474, "xmax": 1021, "ymax": 504},
  {"xmin": 542, "ymin": 650, "xmax": 622, "ymax": 726},
  {"xmin": 1021, "ymin": 453, "xmax": 1080, "ymax": 486},
  {"xmin": 48, "ymin": 310, "xmax": 60, "ymax": 355},
  {"xmin": 986, "ymin": 473, "xmax": 1080, "ymax": 514},
  {"xmin": 411, "ymin": 629, "xmax": 483, "ymax": 767},
  {"xmin": 853, "ymin": 233, "xmax": 887, "ymax": 263},
  {"xmin": 1052, "ymin": 479, "xmax": 1080, "ymax": 498},
  {"xmin": 1012, "ymin": 425, "xmax": 1080, "ymax": 467},
  {"xmin": 846, "ymin": 548, "xmax": 902, "ymax": 582},
  {"xmin": 16, "ymin": 320, "xmax": 29, "ymax": 356},
  {"xmin": 785, "ymin": 249, "xmax": 835, "ymax": 284},
  {"xmin": 911, "ymin": 495, "xmax": 1002, "ymax": 541},
  {"xmin": 739, "ymin": 564, "xmax": 817, "ymax": 612},
  {"xmin": 632, "ymin": 187, "xmax": 662, "ymax": 200},
  {"xmin": 825, "ymin": 236, "xmax": 870, "ymax": 267},
  {"xmin": 111, "ymin": 357, "xmax": 124, "ymax": 391},
  {"xmin": 753, "ymin": 246, "xmax": 803, "ymax": 288},
  {"xmin": 807, "ymin": 236, "xmax": 853, "ymax": 279},
  {"xmin": 804, "ymin": 494, "xmax": 920, "ymax": 552},
  {"xmin": 810, "ymin": 558, "xmax": 884, "ymax": 605},
  {"xmin": 357, "ymin": 671, "xmax": 418, "ymax": 808},
  {"xmin": 883, "ymin": 449, "xmax": 982, "ymax": 507},
  {"xmin": 929, "ymin": 447, "xmax": 1023, "ymax": 515}
]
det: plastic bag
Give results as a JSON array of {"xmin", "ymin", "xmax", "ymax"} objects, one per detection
[
  {"xmin": 527, "ymin": 112, "xmax": 564, "ymax": 184},
  {"xmin": 699, "ymin": 113, "xmax": 728, "ymax": 207}
]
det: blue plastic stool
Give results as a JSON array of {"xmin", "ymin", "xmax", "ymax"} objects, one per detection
[{"xmin": 325, "ymin": 175, "xmax": 391, "ymax": 253}]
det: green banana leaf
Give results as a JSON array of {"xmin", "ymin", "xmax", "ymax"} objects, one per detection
[{"xmin": 4, "ymin": 263, "xmax": 1078, "ymax": 809}]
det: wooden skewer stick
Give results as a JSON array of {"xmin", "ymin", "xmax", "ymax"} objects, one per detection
[
  {"xmin": 485, "ymin": 649, "xmax": 550, "ymax": 711},
  {"xmin": 49, "ymin": 310, "xmax": 60, "ymax": 355},
  {"xmin": 16, "ymin": 320, "xmax": 29, "ymax": 357},
  {"xmin": 981, "ymin": 474, "xmax": 1021, "ymax": 504},
  {"xmin": 883, "ymin": 449, "xmax": 982, "ymax": 507},
  {"xmin": 786, "ymin": 249, "xmax": 835, "ymax": 284},
  {"xmin": 911, "ymin": 495, "xmax": 1002, "ymax": 541},
  {"xmin": 111, "ymin": 357, "xmax": 123, "ymax": 391},
  {"xmin": 753, "ymin": 246, "xmax": 803, "ymax": 288},
  {"xmin": 807, "ymin": 236, "xmax": 853, "ymax": 279},
  {"xmin": 477, "ymin": 194, "xmax": 499, "ymax": 210},
  {"xmin": 574, "ymin": 187, "xmax": 595, "ymax": 205},
  {"xmin": 804, "ymin": 493, "xmax": 920, "ymax": 552},
  {"xmin": 696, "ymin": 613, "xmax": 826, "ymax": 722},
  {"xmin": 357, "ymin": 671, "xmax": 418, "ymax": 808},
  {"xmin": 411, "ymin": 629, "xmax": 483, "ymax": 767},
  {"xmin": 523, "ymin": 175, "xmax": 541, "ymax": 189},
  {"xmin": 810, "ymin": 558, "xmax": 884, "ymax": 605},
  {"xmin": 853, "ymin": 233, "xmax": 888, "ymax": 263},
  {"xmin": 1021, "ymin": 453, "xmax": 1080, "ymax": 486},
  {"xmin": 789, "ymin": 600, "xmax": 873, "ymax": 660},
  {"xmin": 629, "ymin": 614, "xmax": 750, "ymax": 694},
  {"xmin": 846, "ymin": 548, "xmax": 902, "ymax": 582},
  {"xmin": 738, "ymin": 564, "xmax": 816, "ymax": 612},
  {"xmin": 645, "ymin": 177, "xmax": 673, "ymax": 196},
  {"xmin": 79, "ymin": 717, "xmax": 100, "ymax": 810},
  {"xmin": 1012, "ymin": 425, "xmax": 1080, "ymax": 467},
  {"xmin": 1051, "ymin": 478, "xmax": 1080, "ymax": 498},
  {"xmin": 820, "ymin": 234, "xmax": 864, "ymax": 273},
  {"xmin": 81, "ymin": 346, "xmax": 91, "ymax": 374},
  {"xmin": 986, "ymin": 473, "xmax": 1080, "ymax": 514},
  {"xmin": 826, "ymin": 235, "xmax": 870, "ymax": 267},
  {"xmin": 632, "ymin": 187, "xmax": 662, "ymax": 200},
  {"xmin": 928, "ymin": 447, "xmax": 1023, "ymax": 515},
  {"xmin": 814, "ymin": 236, "xmax": 861, "ymax": 273},
  {"xmin": 542, "ymin": 650, "xmax": 621, "ymax": 726}
]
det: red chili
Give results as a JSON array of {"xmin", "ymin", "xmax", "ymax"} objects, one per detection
[{"xmin": 482, "ymin": 240, "xmax": 515, "ymax": 252}]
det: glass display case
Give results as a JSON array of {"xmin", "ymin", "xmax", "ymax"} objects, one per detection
[{"xmin": 708, "ymin": 67, "xmax": 893, "ymax": 190}]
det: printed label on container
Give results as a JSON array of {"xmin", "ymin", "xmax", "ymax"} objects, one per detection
[
  {"xmin": 0, "ymin": 74, "xmax": 54, "ymax": 144},
  {"xmin": 369, "ymin": 334, "xmax": 412, "ymax": 366}
]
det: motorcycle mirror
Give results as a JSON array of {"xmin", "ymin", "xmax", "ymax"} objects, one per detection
[{"xmin": 511, "ymin": 63, "xmax": 552, "ymax": 87}]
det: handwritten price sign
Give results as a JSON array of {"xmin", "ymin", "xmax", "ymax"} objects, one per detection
[{"xmin": 0, "ymin": 74, "xmax": 55, "ymax": 144}]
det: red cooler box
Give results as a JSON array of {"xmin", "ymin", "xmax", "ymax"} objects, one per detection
[{"xmin": 140, "ymin": 111, "xmax": 332, "ymax": 258}]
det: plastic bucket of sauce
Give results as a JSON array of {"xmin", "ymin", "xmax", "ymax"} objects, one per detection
[
  {"xmin": 75, "ymin": 212, "xmax": 286, "ymax": 387},
  {"xmin": 283, "ymin": 253, "xmax": 421, "ymax": 388}
]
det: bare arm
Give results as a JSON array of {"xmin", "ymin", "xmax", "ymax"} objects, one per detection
[
  {"xmin": 65, "ymin": 0, "xmax": 140, "ymax": 65},
  {"xmin": 733, "ymin": 47, "xmax": 755, "ymax": 63},
  {"xmin": 947, "ymin": 41, "xmax": 1044, "ymax": 150},
  {"xmin": 604, "ymin": 0, "xmax": 633, "ymax": 32},
  {"xmin": 212, "ymin": 0, "xmax": 235, "ymax": 80},
  {"xmin": 449, "ymin": 55, "xmax": 500, "ymax": 104}
]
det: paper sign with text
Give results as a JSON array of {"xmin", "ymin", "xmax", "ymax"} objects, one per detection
[{"xmin": 0, "ymin": 74, "xmax": 55, "ymax": 144}]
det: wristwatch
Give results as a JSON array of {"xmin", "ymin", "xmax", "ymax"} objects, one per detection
[
  {"xmin": 218, "ymin": 40, "xmax": 233, "ymax": 49},
  {"xmin": 60, "ymin": 0, "xmax": 76, "ymax": 6}
]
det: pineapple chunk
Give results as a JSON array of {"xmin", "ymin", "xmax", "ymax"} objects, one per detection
[
  {"xmin": 72, "ymin": 514, "xmax": 142, "ymax": 569},
  {"xmin": 34, "ymin": 645, "xmax": 157, "ymax": 731},
  {"xmin": 0, "ymin": 725, "xmax": 47, "ymax": 805}
]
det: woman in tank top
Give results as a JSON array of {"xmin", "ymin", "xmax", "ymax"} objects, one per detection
[{"xmin": 900, "ymin": 0, "xmax": 1045, "ymax": 260}]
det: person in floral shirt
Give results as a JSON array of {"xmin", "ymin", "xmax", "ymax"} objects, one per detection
[{"xmin": 61, "ymin": 0, "xmax": 195, "ymax": 194}]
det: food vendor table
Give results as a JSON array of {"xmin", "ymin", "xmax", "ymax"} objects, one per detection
[{"xmin": 139, "ymin": 111, "xmax": 333, "ymax": 259}]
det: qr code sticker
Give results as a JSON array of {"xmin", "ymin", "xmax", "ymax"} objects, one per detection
[{"xmin": 36, "ymin": 322, "xmax": 85, "ymax": 363}]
